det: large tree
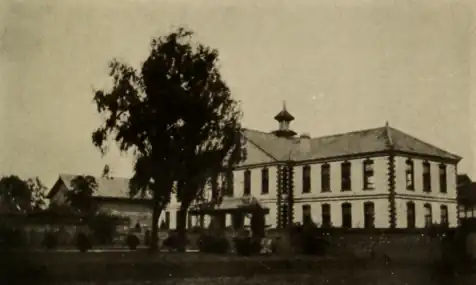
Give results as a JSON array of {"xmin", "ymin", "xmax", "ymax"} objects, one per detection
[
  {"xmin": 0, "ymin": 175, "xmax": 47, "ymax": 213},
  {"xmin": 92, "ymin": 27, "xmax": 246, "ymax": 251},
  {"xmin": 65, "ymin": 175, "xmax": 99, "ymax": 215}
]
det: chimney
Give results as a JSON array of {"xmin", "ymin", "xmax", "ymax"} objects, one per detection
[{"xmin": 298, "ymin": 133, "xmax": 311, "ymax": 155}]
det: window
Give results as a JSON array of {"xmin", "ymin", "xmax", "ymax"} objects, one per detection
[
  {"xmin": 407, "ymin": 202, "xmax": 415, "ymax": 228},
  {"xmin": 165, "ymin": 211, "xmax": 170, "ymax": 229},
  {"xmin": 187, "ymin": 212, "xmax": 193, "ymax": 229},
  {"xmin": 322, "ymin": 204, "xmax": 331, "ymax": 228},
  {"xmin": 440, "ymin": 205, "xmax": 448, "ymax": 226},
  {"xmin": 364, "ymin": 202, "xmax": 375, "ymax": 229},
  {"xmin": 342, "ymin": 203, "xmax": 352, "ymax": 228},
  {"xmin": 244, "ymin": 169, "xmax": 251, "ymax": 196},
  {"xmin": 424, "ymin": 203, "xmax": 432, "ymax": 227},
  {"xmin": 405, "ymin": 159, "xmax": 415, "ymax": 190},
  {"xmin": 302, "ymin": 204, "xmax": 312, "ymax": 225},
  {"xmin": 363, "ymin": 159, "xmax": 375, "ymax": 190},
  {"xmin": 439, "ymin": 164, "xmax": 447, "ymax": 193},
  {"xmin": 261, "ymin": 168, "xmax": 269, "ymax": 195},
  {"xmin": 302, "ymin": 165, "xmax": 311, "ymax": 193},
  {"xmin": 225, "ymin": 171, "xmax": 234, "ymax": 197},
  {"xmin": 422, "ymin": 161, "xmax": 431, "ymax": 192},
  {"xmin": 321, "ymin": 164, "xmax": 330, "ymax": 192},
  {"xmin": 341, "ymin": 162, "xmax": 351, "ymax": 191},
  {"xmin": 458, "ymin": 205, "xmax": 466, "ymax": 219}
]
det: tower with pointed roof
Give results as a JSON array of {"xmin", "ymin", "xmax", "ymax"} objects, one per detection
[{"xmin": 272, "ymin": 101, "xmax": 297, "ymax": 138}]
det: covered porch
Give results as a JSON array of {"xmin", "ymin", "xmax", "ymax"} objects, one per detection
[{"xmin": 189, "ymin": 196, "xmax": 269, "ymax": 237}]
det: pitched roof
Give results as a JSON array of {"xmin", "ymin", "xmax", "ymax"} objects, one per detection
[
  {"xmin": 48, "ymin": 174, "xmax": 151, "ymax": 200},
  {"xmin": 242, "ymin": 124, "xmax": 461, "ymax": 163}
]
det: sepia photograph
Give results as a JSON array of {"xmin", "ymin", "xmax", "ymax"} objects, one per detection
[{"xmin": 1, "ymin": 0, "xmax": 475, "ymax": 284}]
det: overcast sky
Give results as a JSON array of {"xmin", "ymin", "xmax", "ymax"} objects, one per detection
[{"xmin": 1, "ymin": 0, "xmax": 475, "ymax": 188}]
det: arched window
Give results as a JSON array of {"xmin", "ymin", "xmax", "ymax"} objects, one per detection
[
  {"xmin": 341, "ymin": 203, "xmax": 352, "ymax": 228},
  {"xmin": 302, "ymin": 204, "xmax": 312, "ymax": 225},
  {"xmin": 302, "ymin": 165, "xmax": 311, "ymax": 193},
  {"xmin": 244, "ymin": 169, "xmax": 251, "ymax": 196},
  {"xmin": 322, "ymin": 204, "xmax": 331, "ymax": 227},
  {"xmin": 321, "ymin": 164, "xmax": 330, "ymax": 192},
  {"xmin": 440, "ymin": 205, "xmax": 448, "ymax": 226},
  {"xmin": 405, "ymin": 159, "xmax": 415, "ymax": 190},
  {"xmin": 424, "ymin": 203, "xmax": 432, "ymax": 227},
  {"xmin": 261, "ymin": 168, "xmax": 269, "ymax": 194},
  {"xmin": 407, "ymin": 202, "xmax": 415, "ymax": 228},
  {"xmin": 364, "ymin": 202, "xmax": 375, "ymax": 229}
]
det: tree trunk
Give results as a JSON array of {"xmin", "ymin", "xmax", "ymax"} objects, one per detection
[
  {"xmin": 149, "ymin": 203, "xmax": 161, "ymax": 252},
  {"xmin": 177, "ymin": 202, "xmax": 190, "ymax": 253}
]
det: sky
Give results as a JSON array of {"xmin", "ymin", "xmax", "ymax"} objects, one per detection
[{"xmin": 1, "ymin": 0, "xmax": 475, "ymax": 189}]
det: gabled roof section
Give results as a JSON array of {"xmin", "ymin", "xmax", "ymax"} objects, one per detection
[
  {"xmin": 387, "ymin": 127, "xmax": 461, "ymax": 161},
  {"xmin": 241, "ymin": 124, "xmax": 461, "ymax": 164},
  {"xmin": 47, "ymin": 174, "xmax": 151, "ymax": 200}
]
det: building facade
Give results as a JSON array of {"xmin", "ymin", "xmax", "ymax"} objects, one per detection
[
  {"xmin": 176, "ymin": 104, "xmax": 461, "ymax": 230},
  {"xmin": 48, "ymin": 105, "xmax": 462, "ymax": 231}
]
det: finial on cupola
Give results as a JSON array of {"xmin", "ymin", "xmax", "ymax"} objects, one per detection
[{"xmin": 272, "ymin": 101, "xmax": 297, "ymax": 138}]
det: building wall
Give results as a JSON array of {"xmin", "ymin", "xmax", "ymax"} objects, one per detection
[
  {"xmin": 394, "ymin": 198, "xmax": 458, "ymax": 228},
  {"xmin": 293, "ymin": 198, "xmax": 390, "ymax": 228},
  {"xmin": 99, "ymin": 202, "xmax": 152, "ymax": 227},
  {"xmin": 394, "ymin": 156, "xmax": 458, "ymax": 228}
]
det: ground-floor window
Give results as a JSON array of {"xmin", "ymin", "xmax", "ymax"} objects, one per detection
[
  {"xmin": 322, "ymin": 204, "xmax": 331, "ymax": 227},
  {"xmin": 341, "ymin": 203, "xmax": 352, "ymax": 228},
  {"xmin": 364, "ymin": 202, "xmax": 375, "ymax": 229},
  {"xmin": 440, "ymin": 205, "xmax": 448, "ymax": 226},
  {"xmin": 407, "ymin": 202, "xmax": 415, "ymax": 228},
  {"xmin": 424, "ymin": 203, "xmax": 432, "ymax": 228}
]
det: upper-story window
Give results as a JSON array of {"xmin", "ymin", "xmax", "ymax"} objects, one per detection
[
  {"xmin": 243, "ymin": 169, "xmax": 251, "ymax": 196},
  {"xmin": 363, "ymin": 159, "xmax": 375, "ymax": 190},
  {"xmin": 405, "ymin": 159, "xmax": 415, "ymax": 190},
  {"xmin": 302, "ymin": 165, "xmax": 311, "ymax": 193},
  {"xmin": 439, "ymin": 164, "xmax": 447, "ymax": 193},
  {"xmin": 422, "ymin": 161, "xmax": 431, "ymax": 192},
  {"xmin": 261, "ymin": 168, "xmax": 269, "ymax": 195},
  {"xmin": 321, "ymin": 164, "xmax": 331, "ymax": 192},
  {"xmin": 341, "ymin": 161, "xmax": 351, "ymax": 191}
]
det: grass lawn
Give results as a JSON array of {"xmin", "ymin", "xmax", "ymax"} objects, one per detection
[{"xmin": 2, "ymin": 251, "xmax": 475, "ymax": 284}]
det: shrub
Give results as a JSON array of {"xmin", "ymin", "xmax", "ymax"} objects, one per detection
[
  {"xmin": 197, "ymin": 234, "xmax": 230, "ymax": 254},
  {"xmin": 162, "ymin": 232, "xmax": 191, "ymax": 251},
  {"xmin": 42, "ymin": 232, "xmax": 58, "ymax": 250},
  {"xmin": 233, "ymin": 236, "xmax": 262, "ymax": 256},
  {"xmin": 126, "ymin": 234, "xmax": 140, "ymax": 250},
  {"xmin": 76, "ymin": 232, "xmax": 92, "ymax": 252},
  {"xmin": 288, "ymin": 222, "xmax": 330, "ymax": 255}
]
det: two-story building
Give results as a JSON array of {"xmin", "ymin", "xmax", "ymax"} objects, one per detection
[{"xmin": 179, "ymin": 104, "xmax": 461, "ymax": 230}]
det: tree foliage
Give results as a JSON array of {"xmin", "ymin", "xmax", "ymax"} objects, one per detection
[
  {"xmin": 91, "ymin": 27, "xmax": 246, "ymax": 250},
  {"xmin": 65, "ymin": 175, "xmax": 99, "ymax": 215},
  {"xmin": 0, "ymin": 175, "xmax": 47, "ymax": 213}
]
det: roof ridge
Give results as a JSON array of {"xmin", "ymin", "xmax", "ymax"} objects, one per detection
[{"xmin": 309, "ymin": 126, "xmax": 385, "ymax": 141}]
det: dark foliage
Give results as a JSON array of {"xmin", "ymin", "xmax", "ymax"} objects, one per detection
[
  {"xmin": 233, "ymin": 236, "xmax": 262, "ymax": 256},
  {"xmin": 0, "ymin": 227, "xmax": 26, "ymax": 249},
  {"xmin": 87, "ymin": 212, "xmax": 122, "ymax": 245},
  {"xmin": 76, "ymin": 232, "xmax": 92, "ymax": 252},
  {"xmin": 0, "ymin": 175, "xmax": 33, "ymax": 213},
  {"xmin": 67, "ymin": 175, "xmax": 99, "ymax": 215},
  {"xmin": 126, "ymin": 234, "xmax": 140, "ymax": 250},
  {"xmin": 162, "ymin": 231, "xmax": 191, "ymax": 251},
  {"xmin": 41, "ymin": 232, "xmax": 58, "ymax": 250},
  {"xmin": 288, "ymin": 223, "xmax": 330, "ymax": 255},
  {"xmin": 91, "ymin": 27, "xmax": 246, "ymax": 252},
  {"xmin": 197, "ymin": 233, "xmax": 230, "ymax": 254}
]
